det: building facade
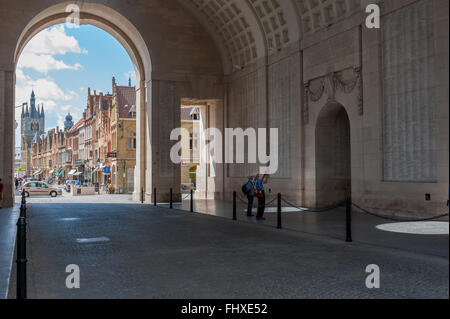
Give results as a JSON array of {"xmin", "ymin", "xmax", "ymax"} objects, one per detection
[
  {"xmin": 110, "ymin": 77, "xmax": 136, "ymax": 193},
  {"xmin": 180, "ymin": 106, "xmax": 200, "ymax": 190}
]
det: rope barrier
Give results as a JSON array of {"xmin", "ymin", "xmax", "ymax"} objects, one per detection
[
  {"xmin": 351, "ymin": 202, "xmax": 449, "ymax": 222},
  {"xmin": 281, "ymin": 197, "xmax": 344, "ymax": 212},
  {"xmin": 236, "ymin": 193, "xmax": 278, "ymax": 208}
]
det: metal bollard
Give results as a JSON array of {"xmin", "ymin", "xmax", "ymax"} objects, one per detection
[
  {"xmin": 16, "ymin": 217, "xmax": 27, "ymax": 299},
  {"xmin": 170, "ymin": 188, "xmax": 173, "ymax": 209},
  {"xmin": 233, "ymin": 191, "xmax": 237, "ymax": 221},
  {"xmin": 141, "ymin": 188, "xmax": 144, "ymax": 204},
  {"xmin": 190, "ymin": 189, "xmax": 194, "ymax": 213},
  {"xmin": 346, "ymin": 196, "xmax": 352, "ymax": 242},
  {"xmin": 20, "ymin": 204, "xmax": 26, "ymax": 219},
  {"xmin": 277, "ymin": 193, "xmax": 282, "ymax": 229},
  {"xmin": 21, "ymin": 192, "xmax": 26, "ymax": 205},
  {"xmin": 154, "ymin": 188, "xmax": 157, "ymax": 206}
]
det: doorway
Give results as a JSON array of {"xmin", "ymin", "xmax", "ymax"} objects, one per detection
[{"xmin": 315, "ymin": 102, "xmax": 351, "ymax": 207}]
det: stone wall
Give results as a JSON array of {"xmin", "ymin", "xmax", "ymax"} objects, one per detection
[{"xmin": 382, "ymin": 0, "xmax": 437, "ymax": 182}]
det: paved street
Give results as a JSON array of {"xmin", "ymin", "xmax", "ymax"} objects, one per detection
[{"xmin": 4, "ymin": 193, "xmax": 449, "ymax": 299}]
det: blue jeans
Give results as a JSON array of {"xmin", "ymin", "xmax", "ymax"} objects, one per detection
[{"xmin": 247, "ymin": 194, "xmax": 254, "ymax": 216}]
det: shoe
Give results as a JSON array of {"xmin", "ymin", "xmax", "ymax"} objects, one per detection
[
  {"xmin": 256, "ymin": 217, "xmax": 266, "ymax": 221},
  {"xmin": 247, "ymin": 214, "xmax": 255, "ymax": 217}
]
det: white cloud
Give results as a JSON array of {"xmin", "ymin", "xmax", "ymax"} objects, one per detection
[
  {"xmin": 17, "ymin": 24, "xmax": 85, "ymax": 74},
  {"xmin": 23, "ymin": 24, "xmax": 86, "ymax": 56},
  {"xmin": 18, "ymin": 52, "xmax": 82, "ymax": 74},
  {"xmin": 15, "ymin": 72, "xmax": 75, "ymax": 105}
]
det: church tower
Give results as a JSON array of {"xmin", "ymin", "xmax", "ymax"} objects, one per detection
[{"xmin": 21, "ymin": 90, "xmax": 45, "ymax": 175}]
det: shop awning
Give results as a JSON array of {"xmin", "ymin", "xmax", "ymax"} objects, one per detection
[
  {"xmin": 49, "ymin": 169, "xmax": 55, "ymax": 174},
  {"xmin": 73, "ymin": 172, "xmax": 83, "ymax": 176},
  {"xmin": 68, "ymin": 169, "xmax": 77, "ymax": 176},
  {"xmin": 56, "ymin": 169, "xmax": 65, "ymax": 176},
  {"xmin": 32, "ymin": 169, "xmax": 42, "ymax": 176}
]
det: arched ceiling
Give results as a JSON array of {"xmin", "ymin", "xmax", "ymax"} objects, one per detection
[
  {"xmin": 178, "ymin": 0, "xmax": 362, "ymax": 72},
  {"xmin": 294, "ymin": 0, "xmax": 361, "ymax": 35}
]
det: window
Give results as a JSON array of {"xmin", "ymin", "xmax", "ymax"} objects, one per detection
[
  {"xmin": 189, "ymin": 133, "xmax": 193, "ymax": 150},
  {"xmin": 193, "ymin": 133, "xmax": 199, "ymax": 150},
  {"xmin": 128, "ymin": 131, "xmax": 136, "ymax": 150},
  {"xmin": 190, "ymin": 108, "xmax": 200, "ymax": 121}
]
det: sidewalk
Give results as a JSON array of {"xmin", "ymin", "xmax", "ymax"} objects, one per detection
[
  {"xmin": 0, "ymin": 204, "xmax": 20, "ymax": 298},
  {"xmin": 159, "ymin": 196, "xmax": 449, "ymax": 258}
]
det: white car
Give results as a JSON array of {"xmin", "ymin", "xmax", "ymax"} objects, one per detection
[{"xmin": 21, "ymin": 181, "xmax": 63, "ymax": 197}]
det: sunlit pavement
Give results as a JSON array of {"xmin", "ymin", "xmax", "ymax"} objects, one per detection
[
  {"xmin": 161, "ymin": 198, "xmax": 449, "ymax": 258},
  {"xmin": 14, "ymin": 189, "xmax": 136, "ymax": 204},
  {"xmin": 4, "ymin": 193, "xmax": 449, "ymax": 299}
]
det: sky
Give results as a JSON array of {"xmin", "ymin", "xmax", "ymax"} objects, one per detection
[{"xmin": 15, "ymin": 23, "xmax": 135, "ymax": 147}]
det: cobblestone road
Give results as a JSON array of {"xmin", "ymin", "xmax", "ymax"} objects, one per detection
[{"xmin": 8, "ymin": 193, "xmax": 449, "ymax": 299}]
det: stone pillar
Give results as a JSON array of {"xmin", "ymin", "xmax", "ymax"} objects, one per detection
[
  {"xmin": 149, "ymin": 79, "xmax": 182, "ymax": 203},
  {"xmin": 133, "ymin": 78, "xmax": 147, "ymax": 201},
  {"xmin": 0, "ymin": 68, "xmax": 15, "ymax": 207},
  {"xmin": 194, "ymin": 104, "xmax": 208, "ymax": 199}
]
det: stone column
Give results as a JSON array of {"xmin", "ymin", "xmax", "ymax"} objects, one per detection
[
  {"xmin": 133, "ymin": 78, "xmax": 147, "ymax": 201},
  {"xmin": 149, "ymin": 79, "xmax": 182, "ymax": 203},
  {"xmin": 0, "ymin": 68, "xmax": 15, "ymax": 207},
  {"xmin": 194, "ymin": 104, "xmax": 208, "ymax": 199}
]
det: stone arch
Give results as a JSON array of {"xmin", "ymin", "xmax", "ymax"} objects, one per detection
[
  {"xmin": 315, "ymin": 101, "xmax": 351, "ymax": 207},
  {"xmin": 14, "ymin": 2, "xmax": 151, "ymax": 84},
  {"xmin": 11, "ymin": 2, "xmax": 153, "ymax": 204},
  {"xmin": 0, "ymin": 0, "xmax": 227, "ymax": 206}
]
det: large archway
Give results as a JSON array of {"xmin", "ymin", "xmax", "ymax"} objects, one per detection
[
  {"xmin": 0, "ymin": 1, "xmax": 225, "ymax": 206},
  {"xmin": 13, "ymin": 3, "xmax": 152, "ymax": 204},
  {"xmin": 315, "ymin": 102, "xmax": 351, "ymax": 208}
]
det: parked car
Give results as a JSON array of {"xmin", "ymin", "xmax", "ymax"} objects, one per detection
[
  {"xmin": 64, "ymin": 180, "xmax": 77, "ymax": 192},
  {"xmin": 20, "ymin": 181, "xmax": 63, "ymax": 197}
]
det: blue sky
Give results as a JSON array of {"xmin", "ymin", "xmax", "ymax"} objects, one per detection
[{"xmin": 15, "ymin": 23, "xmax": 135, "ymax": 146}]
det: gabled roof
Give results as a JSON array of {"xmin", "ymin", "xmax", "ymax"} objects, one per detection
[
  {"xmin": 68, "ymin": 117, "xmax": 84, "ymax": 133},
  {"xmin": 116, "ymin": 86, "xmax": 136, "ymax": 118}
]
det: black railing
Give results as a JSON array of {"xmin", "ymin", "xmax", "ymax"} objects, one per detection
[
  {"xmin": 17, "ymin": 192, "xmax": 28, "ymax": 299},
  {"xmin": 150, "ymin": 187, "xmax": 448, "ymax": 244}
]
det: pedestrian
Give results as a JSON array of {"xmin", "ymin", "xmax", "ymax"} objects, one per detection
[
  {"xmin": 0, "ymin": 178, "xmax": 4, "ymax": 209},
  {"xmin": 242, "ymin": 175, "xmax": 256, "ymax": 216},
  {"xmin": 254, "ymin": 174, "xmax": 269, "ymax": 220},
  {"xmin": 15, "ymin": 178, "xmax": 19, "ymax": 190}
]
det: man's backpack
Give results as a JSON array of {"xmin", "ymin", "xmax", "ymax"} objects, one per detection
[{"xmin": 242, "ymin": 181, "xmax": 253, "ymax": 195}]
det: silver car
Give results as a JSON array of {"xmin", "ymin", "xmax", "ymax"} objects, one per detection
[{"xmin": 21, "ymin": 181, "xmax": 63, "ymax": 197}]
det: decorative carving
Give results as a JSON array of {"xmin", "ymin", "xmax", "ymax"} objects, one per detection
[
  {"xmin": 307, "ymin": 79, "xmax": 325, "ymax": 102},
  {"xmin": 334, "ymin": 71, "xmax": 357, "ymax": 94},
  {"xmin": 325, "ymin": 73, "xmax": 336, "ymax": 102},
  {"xmin": 303, "ymin": 82, "xmax": 310, "ymax": 124},
  {"xmin": 303, "ymin": 67, "xmax": 364, "ymax": 118},
  {"xmin": 355, "ymin": 67, "xmax": 363, "ymax": 115}
]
